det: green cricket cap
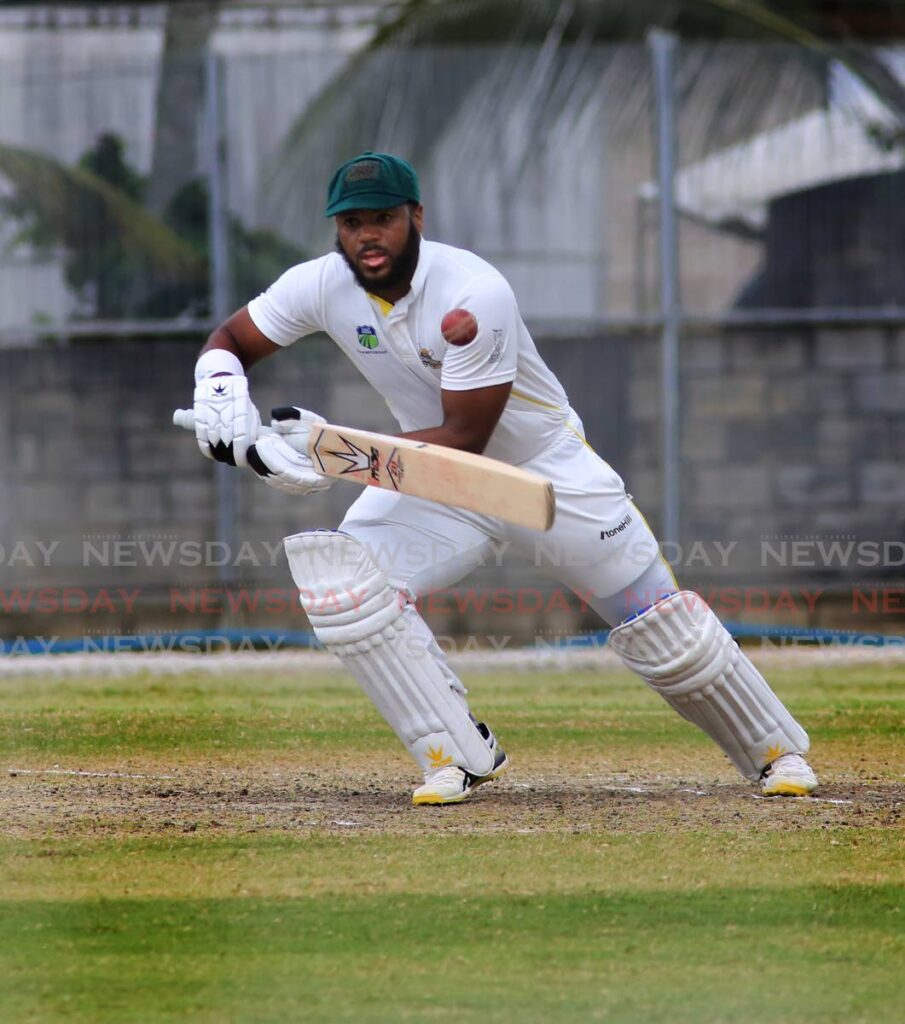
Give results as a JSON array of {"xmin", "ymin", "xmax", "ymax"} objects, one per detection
[{"xmin": 325, "ymin": 151, "xmax": 420, "ymax": 216}]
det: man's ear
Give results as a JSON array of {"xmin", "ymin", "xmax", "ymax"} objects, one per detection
[{"xmin": 411, "ymin": 203, "xmax": 424, "ymax": 232}]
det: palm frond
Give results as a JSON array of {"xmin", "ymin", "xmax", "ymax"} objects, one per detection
[
  {"xmin": 260, "ymin": 0, "xmax": 841, "ymax": 244},
  {"xmin": 702, "ymin": 0, "xmax": 905, "ymax": 121},
  {"xmin": 0, "ymin": 141, "xmax": 205, "ymax": 283}
]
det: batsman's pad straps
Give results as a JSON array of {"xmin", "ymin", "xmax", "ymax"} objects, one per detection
[
  {"xmin": 283, "ymin": 530, "xmax": 494, "ymax": 777},
  {"xmin": 609, "ymin": 591, "xmax": 809, "ymax": 780}
]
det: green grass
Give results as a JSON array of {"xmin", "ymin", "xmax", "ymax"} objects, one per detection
[
  {"xmin": 2, "ymin": 886, "xmax": 901, "ymax": 1024},
  {"xmin": 2, "ymin": 667, "xmax": 901, "ymax": 761},
  {"xmin": 4, "ymin": 830, "xmax": 900, "ymax": 901},
  {"xmin": 1, "ymin": 662, "xmax": 903, "ymax": 1022}
]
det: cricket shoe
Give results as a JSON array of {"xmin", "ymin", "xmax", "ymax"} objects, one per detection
[
  {"xmin": 760, "ymin": 752, "xmax": 818, "ymax": 796},
  {"xmin": 412, "ymin": 723, "xmax": 509, "ymax": 806}
]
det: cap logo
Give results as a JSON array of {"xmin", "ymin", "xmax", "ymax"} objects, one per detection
[
  {"xmin": 345, "ymin": 160, "xmax": 380, "ymax": 184},
  {"xmin": 325, "ymin": 152, "xmax": 419, "ymax": 216}
]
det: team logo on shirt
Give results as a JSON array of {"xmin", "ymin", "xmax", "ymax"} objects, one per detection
[
  {"xmin": 418, "ymin": 347, "xmax": 443, "ymax": 369},
  {"xmin": 356, "ymin": 325, "xmax": 380, "ymax": 349}
]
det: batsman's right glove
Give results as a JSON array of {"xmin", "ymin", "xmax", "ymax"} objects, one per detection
[{"xmin": 246, "ymin": 406, "xmax": 333, "ymax": 496}]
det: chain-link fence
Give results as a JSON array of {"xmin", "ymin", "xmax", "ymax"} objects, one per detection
[{"xmin": 2, "ymin": 4, "xmax": 904, "ymax": 644}]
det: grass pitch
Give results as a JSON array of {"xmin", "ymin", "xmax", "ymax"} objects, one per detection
[{"xmin": 1, "ymin": 658, "xmax": 903, "ymax": 1023}]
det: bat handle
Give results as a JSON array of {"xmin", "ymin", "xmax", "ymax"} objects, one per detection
[{"xmin": 172, "ymin": 408, "xmax": 275, "ymax": 437}]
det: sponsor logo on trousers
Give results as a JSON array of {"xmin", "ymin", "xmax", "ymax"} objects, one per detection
[{"xmin": 600, "ymin": 514, "xmax": 632, "ymax": 541}]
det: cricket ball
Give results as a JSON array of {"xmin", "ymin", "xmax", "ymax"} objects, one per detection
[{"xmin": 441, "ymin": 308, "xmax": 478, "ymax": 346}]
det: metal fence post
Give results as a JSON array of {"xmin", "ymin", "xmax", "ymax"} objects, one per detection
[
  {"xmin": 204, "ymin": 45, "xmax": 238, "ymax": 592},
  {"xmin": 649, "ymin": 29, "xmax": 681, "ymax": 545}
]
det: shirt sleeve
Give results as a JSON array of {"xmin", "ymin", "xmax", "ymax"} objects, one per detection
[
  {"xmin": 440, "ymin": 274, "xmax": 520, "ymax": 391},
  {"xmin": 246, "ymin": 259, "xmax": 324, "ymax": 347}
]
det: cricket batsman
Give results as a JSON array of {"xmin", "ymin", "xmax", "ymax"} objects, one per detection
[{"xmin": 189, "ymin": 151, "xmax": 818, "ymax": 805}]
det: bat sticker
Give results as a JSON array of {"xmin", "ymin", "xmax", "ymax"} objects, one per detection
[
  {"xmin": 313, "ymin": 431, "xmax": 374, "ymax": 476},
  {"xmin": 386, "ymin": 448, "xmax": 404, "ymax": 490},
  {"xmin": 369, "ymin": 446, "xmax": 380, "ymax": 483}
]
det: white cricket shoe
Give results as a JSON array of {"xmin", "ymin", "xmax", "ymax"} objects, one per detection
[
  {"xmin": 760, "ymin": 752, "xmax": 818, "ymax": 796},
  {"xmin": 412, "ymin": 723, "xmax": 509, "ymax": 806}
]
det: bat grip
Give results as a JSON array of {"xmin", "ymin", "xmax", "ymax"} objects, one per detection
[{"xmin": 172, "ymin": 409, "xmax": 275, "ymax": 438}]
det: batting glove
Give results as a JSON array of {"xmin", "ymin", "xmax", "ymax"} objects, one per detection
[
  {"xmin": 193, "ymin": 374, "xmax": 261, "ymax": 467},
  {"xmin": 246, "ymin": 405, "xmax": 332, "ymax": 495},
  {"xmin": 247, "ymin": 436, "xmax": 333, "ymax": 495}
]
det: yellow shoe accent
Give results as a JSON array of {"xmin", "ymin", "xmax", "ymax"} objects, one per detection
[
  {"xmin": 762, "ymin": 782, "xmax": 812, "ymax": 797},
  {"xmin": 412, "ymin": 790, "xmax": 470, "ymax": 807},
  {"xmin": 411, "ymin": 756, "xmax": 510, "ymax": 806},
  {"xmin": 760, "ymin": 752, "xmax": 818, "ymax": 796}
]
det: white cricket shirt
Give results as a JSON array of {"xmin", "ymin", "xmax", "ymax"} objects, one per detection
[{"xmin": 247, "ymin": 240, "xmax": 577, "ymax": 465}]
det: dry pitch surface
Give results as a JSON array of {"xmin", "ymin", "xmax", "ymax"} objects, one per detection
[
  {"xmin": 4, "ymin": 750, "xmax": 902, "ymax": 843},
  {"xmin": 1, "ymin": 649, "xmax": 903, "ymax": 1022}
]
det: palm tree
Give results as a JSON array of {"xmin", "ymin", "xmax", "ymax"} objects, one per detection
[
  {"xmin": 0, "ymin": 132, "xmax": 305, "ymax": 321},
  {"xmin": 259, "ymin": 0, "xmax": 905, "ymax": 247},
  {"xmin": 2, "ymin": 1, "xmax": 901, "ymax": 314},
  {"xmin": 146, "ymin": 1, "xmax": 222, "ymax": 216},
  {"xmin": 0, "ymin": 139, "xmax": 206, "ymax": 318},
  {"xmin": 0, "ymin": 0, "xmax": 225, "ymax": 217}
]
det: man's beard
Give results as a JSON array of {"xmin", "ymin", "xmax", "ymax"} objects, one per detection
[{"xmin": 336, "ymin": 222, "xmax": 421, "ymax": 295}]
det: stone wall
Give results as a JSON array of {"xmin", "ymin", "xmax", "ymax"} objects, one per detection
[
  {"xmin": 1, "ymin": 324, "xmax": 903, "ymax": 639},
  {"xmin": 623, "ymin": 324, "xmax": 905, "ymax": 561}
]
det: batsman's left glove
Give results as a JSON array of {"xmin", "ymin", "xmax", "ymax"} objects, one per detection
[{"xmin": 193, "ymin": 374, "xmax": 261, "ymax": 467}]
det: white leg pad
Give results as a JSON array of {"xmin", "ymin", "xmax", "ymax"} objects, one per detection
[
  {"xmin": 283, "ymin": 530, "xmax": 494, "ymax": 777},
  {"xmin": 608, "ymin": 591, "xmax": 809, "ymax": 780}
]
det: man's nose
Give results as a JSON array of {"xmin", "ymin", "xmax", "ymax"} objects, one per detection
[{"xmin": 358, "ymin": 221, "xmax": 381, "ymax": 243}]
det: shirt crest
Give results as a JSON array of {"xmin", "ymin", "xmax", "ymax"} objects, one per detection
[{"xmin": 356, "ymin": 324, "xmax": 380, "ymax": 349}]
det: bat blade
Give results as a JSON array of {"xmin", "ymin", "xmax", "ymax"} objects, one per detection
[
  {"xmin": 173, "ymin": 410, "xmax": 555, "ymax": 530},
  {"xmin": 310, "ymin": 424, "xmax": 555, "ymax": 531}
]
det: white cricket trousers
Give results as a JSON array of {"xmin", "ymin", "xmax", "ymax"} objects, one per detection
[{"xmin": 338, "ymin": 420, "xmax": 676, "ymax": 627}]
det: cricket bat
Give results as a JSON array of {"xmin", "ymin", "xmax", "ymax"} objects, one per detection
[{"xmin": 174, "ymin": 410, "xmax": 555, "ymax": 531}]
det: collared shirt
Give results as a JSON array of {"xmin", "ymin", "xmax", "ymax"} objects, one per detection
[{"xmin": 247, "ymin": 240, "xmax": 576, "ymax": 465}]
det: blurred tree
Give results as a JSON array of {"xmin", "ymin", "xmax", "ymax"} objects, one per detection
[
  {"xmin": 146, "ymin": 2, "xmax": 221, "ymax": 216},
  {"xmin": 0, "ymin": 134, "xmax": 205, "ymax": 319},
  {"xmin": 0, "ymin": 132, "xmax": 305, "ymax": 320},
  {"xmin": 1, "ymin": 1, "xmax": 901, "ymax": 318},
  {"xmin": 261, "ymin": 0, "xmax": 905, "ymax": 237},
  {"xmin": 79, "ymin": 132, "xmax": 145, "ymax": 204},
  {"xmin": 23, "ymin": 2, "xmax": 903, "ymax": 221},
  {"xmin": 158, "ymin": 176, "xmax": 308, "ymax": 309},
  {"xmin": 0, "ymin": 0, "xmax": 227, "ymax": 215}
]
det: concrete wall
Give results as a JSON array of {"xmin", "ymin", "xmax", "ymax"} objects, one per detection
[
  {"xmin": 624, "ymin": 325, "xmax": 905, "ymax": 552},
  {"xmin": 1, "ymin": 324, "xmax": 903, "ymax": 639}
]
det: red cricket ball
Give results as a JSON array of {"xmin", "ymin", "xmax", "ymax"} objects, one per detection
[{"xmin": 441, "ymin": 308, "xmax": 478, "ymax": 346}]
